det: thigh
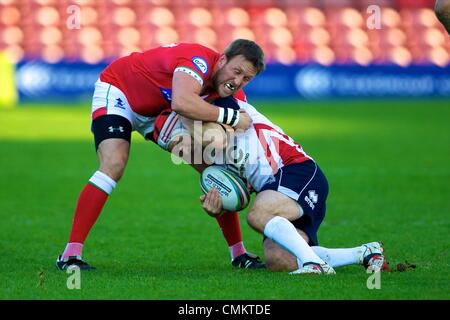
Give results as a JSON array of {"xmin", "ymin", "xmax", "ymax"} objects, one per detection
[
  {"xmin": 92, "ymin": 114, "xmax": 133, "ymax": 151},
  {"xmin": 247, "ymin": 190, "xmax": 302, "ymax": 233},
  {"xmin": 260, "ymin": 161, "xmax": 327, "ymax": 208},
  {"xmin": 260, "ymin": 161, "xmax": 329, "ymax": 246},
  {"xmin": 251, "ymin": 190, "xmax": 302, "ymax": 220}
]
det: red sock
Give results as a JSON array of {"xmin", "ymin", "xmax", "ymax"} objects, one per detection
[
  {"xmin": 68, "ymin": 183, "xmax": 109, "ymax": 243},
  {"xmin": 216, "ymin": 212, "xmax": 246, "ymax": 259}
]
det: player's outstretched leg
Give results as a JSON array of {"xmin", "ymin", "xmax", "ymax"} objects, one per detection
[
  {"xmin": 311, "ymin": 241, "xmax": 388, "ymax": 272},
  {"xmin": 55, "ymin": 172, "xmax": 116, "ymax": 271},
  {"xmin": 56, "ymin": 137, "xmax": 130, "ymax": 271}
]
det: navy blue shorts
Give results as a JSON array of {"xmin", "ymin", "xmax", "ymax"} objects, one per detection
[{"xmin": 260, "ymin": 160, "xmax": 329, "ymax": 246}]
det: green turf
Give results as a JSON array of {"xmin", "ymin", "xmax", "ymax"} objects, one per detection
[{"xmin": 0, "ymin": 99, "xmax": 449, "ymax": 299}]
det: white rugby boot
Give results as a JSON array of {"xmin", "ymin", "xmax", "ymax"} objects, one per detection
[
  {"xmin": 290, "ymin": 262, "xmax": 336, "ymax": 275},
  {"xmin": 360, "ymin": 242, "xmax": 388, "ymax": 272}
]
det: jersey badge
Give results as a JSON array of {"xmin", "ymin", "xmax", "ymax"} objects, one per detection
[{"xmin": 192, "ymin": 56, "xmax": 208, "ymax": 75}]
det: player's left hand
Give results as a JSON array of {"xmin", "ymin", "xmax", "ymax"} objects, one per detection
[
  {"xmin": 200, "ymin": 188, "xmax": 223, "ymax": 217},
  {"xmin": 234, "ymin": 110, "xmax": 252, "ymax": 131}
]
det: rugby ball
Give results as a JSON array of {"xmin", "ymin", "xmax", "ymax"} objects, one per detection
[{"xmin": 200, "ymin": 166, "xmax": 250, "ymax": 212}]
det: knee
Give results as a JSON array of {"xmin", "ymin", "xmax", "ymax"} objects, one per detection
[
  {"xmin": 246, "ymin": 210, "xmax": 256, "ymax": 228},
  {"xmin": 247, "ymin": 205, "xmax": 285, "ymax": 234},
  {"xmin": 246, "ymin": 209, "xmax": 266, "ymax": 233}
]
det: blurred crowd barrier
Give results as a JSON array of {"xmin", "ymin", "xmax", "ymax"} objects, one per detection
[
  {"xmin": 0, "ymin": 0, "xmax": 449, "ymax": 104},
  {"xmin": 11, "ymin": 60, "xmax": 450, "ymax": 102}
]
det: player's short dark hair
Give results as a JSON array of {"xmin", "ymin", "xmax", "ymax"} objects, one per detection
[{"xmin": 224, "ymin": 39, "xmax": 265, "ymax": 75}]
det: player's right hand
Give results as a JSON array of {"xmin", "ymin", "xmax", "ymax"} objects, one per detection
[
  {"xmin": 200, "ymin": 188, "xmax": 223, "ymax": 217},
  {"xmin": 234, "ymin": 110, "xmax": 252, "ymax": 131}
]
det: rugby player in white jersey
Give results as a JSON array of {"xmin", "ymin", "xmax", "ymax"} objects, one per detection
[{"xmin": 182, "ymin": 97, "xmax": 388, "ymax": 274}]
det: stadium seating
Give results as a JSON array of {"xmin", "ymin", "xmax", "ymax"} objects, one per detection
[{"xmin": 0, "ymin": 0, "xmax": 448, "ymax": 66}]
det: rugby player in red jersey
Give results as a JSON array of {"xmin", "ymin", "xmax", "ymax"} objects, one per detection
[{"xmin": 56, "ymin": 39, "xmax": 265, "ymax": 270}]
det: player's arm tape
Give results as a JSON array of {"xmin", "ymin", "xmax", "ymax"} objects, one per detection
[
  {"xmin": 217, "ymin": 107, "xmax": 240, "ymax": 127},
  {"xmin": 174, "ymin": 67, "xmax": 204, "ymax": 86}
]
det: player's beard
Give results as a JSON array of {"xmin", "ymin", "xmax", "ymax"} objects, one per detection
[
  {"xmin": 211, "ymin": 70, "xmax": 223, "ymax": 97},
  {"xmin": 212, "ymin": 67, "xmax": 234, "ymax": 97}
]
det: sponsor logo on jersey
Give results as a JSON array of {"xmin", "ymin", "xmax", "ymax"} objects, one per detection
[
  {"xmin": 192, "ymin": 56, "xmax": 208, "ymax": 75},
  {"xmin": 160, "ymin": 88, "xmax": 172, "ymax": 103},
  {"xmin": 304, "ymin": 190, "xmax": 318, "ymax": 210}
]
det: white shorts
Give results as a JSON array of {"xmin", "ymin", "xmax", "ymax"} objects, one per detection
[
  {"xmin": 91, "ymin": 79, "xmax": 155, "ymax": 139},
  {"xmin": 91, "ymin": 79, "xmax": 188, "ymax": 150}
]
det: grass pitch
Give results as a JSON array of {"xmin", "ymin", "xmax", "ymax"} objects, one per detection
[{"xmin": 0, "ymin": 99, "xmax": 449, "ymax": 300}]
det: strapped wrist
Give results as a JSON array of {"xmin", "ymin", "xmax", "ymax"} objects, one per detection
[{"xmin": 217, "ymin": 108, "xmax": 239, "ymax": 127}]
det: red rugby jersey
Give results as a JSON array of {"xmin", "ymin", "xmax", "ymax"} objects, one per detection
[{"xmin": 100, "ymin": 43, "xmax": 246, "ymax": 117}]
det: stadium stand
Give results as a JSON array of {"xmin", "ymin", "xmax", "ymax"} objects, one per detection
[{"xmin": 0, "ymin": 0, "xmax": 448, "ymax": 66}]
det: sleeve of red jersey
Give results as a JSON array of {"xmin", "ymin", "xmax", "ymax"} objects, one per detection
[{"xmin": 173, "ymin": 50, "xmax": 214, "ymax": 88}]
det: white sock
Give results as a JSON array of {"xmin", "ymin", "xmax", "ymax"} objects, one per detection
[
  {"xmin": 311, "ymin": 246, "xmax": 363, "ymax": 268},
  {"xmin": 264, "ymin": 216, "xmax": 325, "ymax": 265},
  {"xmin": 89, "ymin": 171, "xmax": 117, "ymax": 195}
]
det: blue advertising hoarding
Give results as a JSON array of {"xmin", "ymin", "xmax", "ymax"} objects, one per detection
[
  {"xmin": 245, "ymin": 63, "xmax": 450, "ymax": 99},
  {"xmin": 15, "ymin": 60, "xmax": 450, "ymax": 102},
  {"xmin": 15, "ymin": 61, "xmax": 106, "ymax": 102}
]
